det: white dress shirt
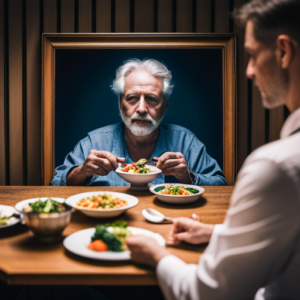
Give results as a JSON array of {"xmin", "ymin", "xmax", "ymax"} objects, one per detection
[{"xmin": 156, "ymin": 107, "xmax": 300, "ymax": 300}]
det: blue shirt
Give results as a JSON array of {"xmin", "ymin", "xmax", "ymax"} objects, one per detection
[{"xmin": 50, "ymin": 123, "xmax": 226, "ymax": 186}]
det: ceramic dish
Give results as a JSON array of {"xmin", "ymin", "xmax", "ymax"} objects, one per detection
[
  {"xmin": 115, "ymin": 165, "xmax": 162, "ymax": 190},
  {"xmin": 150, "ymin": 184, "xmax": 205, "ymax": 204},
  {"xmin": 0, "ymin": 205, "xmax": 20, "ymax": 229},
  {"xmin": 65, "ymin": 191, "xmax": 139, "ymax": 218},
  {"xmin": 63, "ymin": 226, "xmax": 165, "ymax": 261}
]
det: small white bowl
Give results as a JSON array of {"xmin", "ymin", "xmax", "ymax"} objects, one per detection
[
  {"xmin": 150, "ymin": 184, "xmax": 205, "ymax": 204},
  {"xmin": 65, "ymin": 191, "xmax": 139, "ymax": 218},
  {"xmin": 115, "ymin": 165, "xmax": 162, "ymax": 190}
]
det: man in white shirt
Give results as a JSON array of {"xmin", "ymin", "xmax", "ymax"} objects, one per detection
[{"xmin": 126, "ymin": 0, "xmax": 300, "ymax": 299}]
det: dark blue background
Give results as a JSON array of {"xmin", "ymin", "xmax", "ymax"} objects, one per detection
[{"xmin": 55, "ymin": 49, "xmax": 223, "ymax": 169}]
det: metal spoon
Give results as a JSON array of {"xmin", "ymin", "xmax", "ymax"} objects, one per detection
[{"xmin": 142, "ymin": 208, "xmax": 172, "ymax": 224}]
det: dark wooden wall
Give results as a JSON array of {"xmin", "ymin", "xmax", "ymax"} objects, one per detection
[{"xmin": 0, "ymin": 0, "xmax": 285, "ymax": 186}]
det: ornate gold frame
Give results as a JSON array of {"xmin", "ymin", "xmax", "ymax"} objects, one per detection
[{"xmin": 42, "ymin": 33, "xmax": 236, "ymax": 185}]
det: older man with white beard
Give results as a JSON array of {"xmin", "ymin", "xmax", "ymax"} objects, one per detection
[{"xmin": 50, "ymin": 59, "xmax": 226, "ymax": 187}]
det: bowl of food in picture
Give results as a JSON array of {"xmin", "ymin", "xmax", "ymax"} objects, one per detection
[
  {"xmin": 15, "ymin": 197, "xmax": 72, "ymax": 242},
  {"xmin": 115, "ymin": 158, "xmax": 162, "ymax": 190},
  {"xmin": 150, "ymin": 184, "xmax": 205, "ymax": 204},
  {"xmin": 65, "ymin": 191, "xmax": 139, "ymax": 218},
  {"xmin": 63, "ymin": 220, "xmax": 165, "ymax": 261},
  {"xmin": 0, "ymin": 205, "xmax": 20, "ymax": 229}
]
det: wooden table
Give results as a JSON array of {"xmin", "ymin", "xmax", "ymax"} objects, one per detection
[{"xmin": 0, "ymin": 186, "xmax": 233, "ymax": 285}]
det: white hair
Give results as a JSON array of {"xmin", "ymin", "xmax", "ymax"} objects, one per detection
[{"xmin": 111, "ymin": 59, "xmax": 173, "ymax": 98}]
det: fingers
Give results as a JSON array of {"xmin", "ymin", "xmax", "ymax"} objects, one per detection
[
  {"xmin": 155, "ymin": 152, "xmax": 185, "ymax": 169},
  {"xmin": 173, "ymin": 232, "xmax": 190, "ymax": 242},
  {"xmin": 89, "ymin": 150, "xmax": 124, "ymax": 170},
  {"xmin": 191, "ymin": 213, "xmax": 201, "ymax": 222}
]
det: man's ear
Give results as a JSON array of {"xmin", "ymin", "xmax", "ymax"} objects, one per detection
[{"xmin": 277, "ymin": 35, "xmax": 297, "ymax": 69}]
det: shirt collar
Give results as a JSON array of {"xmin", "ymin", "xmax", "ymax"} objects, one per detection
[
  {"xmin": 280, "ymin": 107, "xmax": 300, "ymax": 139},
  {"xmin": 112, "ymin": 123, "xmax": 167, "ymax": 161}
]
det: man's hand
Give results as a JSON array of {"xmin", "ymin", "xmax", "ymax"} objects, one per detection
[
  {"xmin": 153, "ymin": 152, "xmax": 192, "ymax": 183},
  {"xmin": 126, "ymin": 235, "xmax": 170, "ymax": 268},
  {"xmin": 168, "ymin": 217, "xmax": 214, "ymax": 245},
  {"xmin": 67, "ymin": 150, "xmax": 125, "ymax": 186}
]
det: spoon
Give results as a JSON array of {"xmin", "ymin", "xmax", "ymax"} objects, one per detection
[{"xmin": 142, "ymin": 208, "xmax": 173, "ymax": 224}]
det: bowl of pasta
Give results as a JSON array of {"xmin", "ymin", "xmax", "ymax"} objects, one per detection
[
  {"xmin": 65, "ymin": 191, "xmax": 139, "ymax": 218},
  {"xmin": 150, "ymin": 184, "xmax": 205, "ymax": 204}
]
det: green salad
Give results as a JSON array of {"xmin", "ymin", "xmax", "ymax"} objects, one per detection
[
  {"xmin": 23, "ymin": 198, "xmax": 66, "ymax": 213},
  {"xmin": 91, "ymin": 221, "xmax": 131, "ymax": 252}
]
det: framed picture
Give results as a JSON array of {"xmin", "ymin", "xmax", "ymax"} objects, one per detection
[{"xmin": 42, "ymin": 33, "xmax": 236, "ymax": 186}]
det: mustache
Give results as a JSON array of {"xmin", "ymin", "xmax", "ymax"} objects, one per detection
[{"xmin": 130, "ymin": 113, "xmax": 155, "ymax": 124}]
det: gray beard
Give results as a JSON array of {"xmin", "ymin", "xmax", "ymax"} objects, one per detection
[{"xmin": 120, "ymin": 109, "xmax": 164, "ymax": 137}]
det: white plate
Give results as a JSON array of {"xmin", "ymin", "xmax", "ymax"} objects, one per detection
[
  {"xmin": 15, "ymin": 197, "xmax": 66, "ymax": 213},
  {"xmin": 63, "ymin": 226, "xmax": 165, "ymax": 261},
  {"xmin": 150, "ymin": 184, "xmax": 205, "ymax": 204},
  {"xmin": 65, "ymin": 191, "xmax": 139, "ymax": 218},
  {"xmin": 0, "ymin": 205, "xmax": 20, "ymax": 228},
  {"xmin": 115, "ymin": 165, "xmax": 162, "ymax": 190}
]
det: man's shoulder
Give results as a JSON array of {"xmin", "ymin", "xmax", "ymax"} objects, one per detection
[
  {"xmin": 245, "ymin": 133, "xmax": 300, "ymax": 186},
  {"xmin": 249, "ymin": 132, "xmax": 300, "ymax": 164},
  {"xmin": 87, "ymin": 123, "xmax": 122, "ymax": 136},
  {"xmin": 162, "ymin": 123, "xmax": 195, "ymax": 137}
]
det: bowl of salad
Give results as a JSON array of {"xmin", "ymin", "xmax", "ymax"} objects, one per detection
[
  {"xmin": 115, "ymin": 158, "xmax": 162, "ymax": 190},
  {"xmin": 150, "ymin": 184, "xmax": 205, "ymax": 204},
  {"xmin": 15, "ymin": 197, "xmax": 72, "ymax": 242}
]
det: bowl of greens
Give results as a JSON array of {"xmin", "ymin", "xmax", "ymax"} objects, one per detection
[{"xmin": 15, "ymin": 197, "xmax": 72, "ymax": 242}]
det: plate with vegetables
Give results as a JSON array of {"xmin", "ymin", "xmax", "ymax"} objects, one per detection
[
  {"xmin": 0, "ymin": 205, "xmax": 20, "ymax": 229},
  {"xmin": 65, "ymin": 191, "xmax": 139, "ymax": 218},
  {"xmin": 63, "ymin": 221, "xmax": 165, "ymax": 261},
  {"xmin": 115, "ymin": 158, "xmax": 162, "ymax": 190},
  {"xmin": 150, "ymin": 184, "xmax": 205, "ymax": 204}
]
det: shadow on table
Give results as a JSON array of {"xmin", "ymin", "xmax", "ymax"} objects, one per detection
[
  {"xmin": 0, "ymin": 223, "xmax": 28, "ymax": 239},
  {"xmin": 152, "ymin": 196, "xmax": 207, "ymax": 209}
]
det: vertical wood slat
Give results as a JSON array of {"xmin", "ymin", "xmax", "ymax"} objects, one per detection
[
  {"xmin": 215, "ymin": 0, "xmax": 229, "ymax": 33},
  {"xmin": 43, "ymin": 0, "xmax": 57, "ymax": 33},
  {"xmin": 78, "ymin": 0, "xmax": 92, "ymax": 33},
  {"xmin": 176, "ymin": 0, "xmax": 193, "ymax": 32},
  {"xmin": 234, "ymin": 0, "xmax": 250, "ymax": 172},
  {"xmin": 26, "ymin": 0, "xmax": 41, "ymax": 185},
  {"xmin": 158, "ymin": 0, "xmax": 172, "ymax": 32},
  {"xmin": 9, "ymin": 0, "xmax": 24, "ymax": 185},
  {"xmin": 61, "ymin": 0, "xmax": 75, "ymax": 33},
  {"xmin": 135, "ymin": 0, "xmax": 154, "ymax": 32},
  {"xmin": 251, "ymin": 84, "xmax": 265, "ymax": 151},
  {"xmin": 0, "ymin": 0, "xmax": 6, "ymax": 185},
  {"xmin": 96, "ymin": 0, "xmax": 111, "ymax": 32},
  {"xmin": 269, "ymin": 106, "xmax": 284, "ymax": 142},
  {"xmin": 196, "ymin": 0, "xmax": 211, "ymax": 33},
  {"xmin": 115, "ymin": 0, "xmax": 130, "ymax": 32}
]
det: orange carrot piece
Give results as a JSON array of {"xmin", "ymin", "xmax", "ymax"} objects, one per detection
[{"xmin": 88, "ymin": 240, "xmax": 108, "ymax": 251}]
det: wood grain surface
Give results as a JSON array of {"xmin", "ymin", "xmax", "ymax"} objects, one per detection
[{"xmin": 0, "ymin": 186, "xmax": 233, "ymax": 285}]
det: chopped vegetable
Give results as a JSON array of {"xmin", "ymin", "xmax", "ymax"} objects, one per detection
[
  {"xmin": 23, "ymin": 198, "xmax": 66, "ymax": 213},
  {"xmin": 158, "ymin": 185, "xmax": 196, "ymax": 195},
  {"xmin": 76, "ymin": 194, "xmax": 128, "ymax": 210},
  {"xmin": 89, "ymin": 221, "xmax": 131, "ymax": 252},
  {"xmin": 121, "ymin": 158, "xmax": 150, "ymax": 174},
  {"xmin": 88, "ymin": 240, "xmax": 108, "ymax": 251}
]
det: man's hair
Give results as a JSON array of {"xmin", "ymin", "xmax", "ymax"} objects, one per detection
[
  {"xmin": 111, "ymin": 59, "xmax": 173, "ymax": 98},
  {"xmin": 233, "ymin": 0, "xmax": 300, "ymax": 47}
]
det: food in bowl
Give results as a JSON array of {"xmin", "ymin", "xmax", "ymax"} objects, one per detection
[
  {"xmin": 157, "ymin": 185, "xmax": 199, "ymax": 195},
  {"xmin": 88, "ymin": 221, "xmax": 131, "ymax": 252},
  {"xmin": 76, "ymin": 194, "xmax": 128, "ymax": 209},
  {"xmin": 23, "ymin": 198, "xmax": 66, "ymax": 213},
  {"xmin": 121, "ymin": 158, "xmax": 150, "ymax": 174},
  {"xmin": 0, "ymin": 212, "xmax": 17, "ymax": 226}
]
